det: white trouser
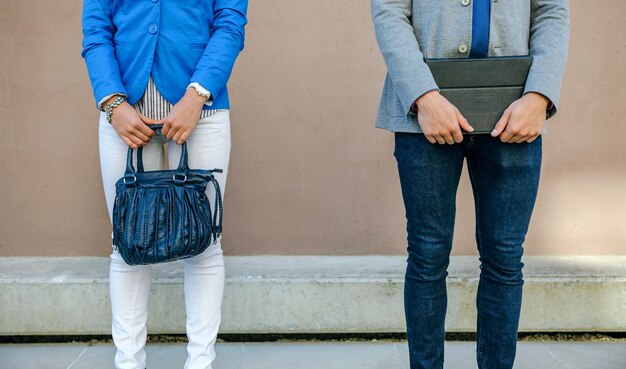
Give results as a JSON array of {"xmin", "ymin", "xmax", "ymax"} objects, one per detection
[{"xmin": 98, "ymin": 110, "xmax": 231, "ymax": 369}]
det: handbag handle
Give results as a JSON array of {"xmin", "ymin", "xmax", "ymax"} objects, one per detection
[{"xmin": 123, "ymin": 124, "xmax": 189, "ymax": 184}]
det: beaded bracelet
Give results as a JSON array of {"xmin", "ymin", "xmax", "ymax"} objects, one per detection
[{"xmin": 106, "ymin": 95, "xmax": 128, "ymax": 124}]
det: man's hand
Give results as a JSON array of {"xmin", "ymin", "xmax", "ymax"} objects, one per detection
[
  {"xmin": 414, "ymin": 91, "xmax": 474, "ymax": 144},
  {"xmin": 160, "ymin": 87, "xmax": 207, "ymax": 144},
  {"xmin": 108, "ymin": 100, "xmax": 155, "ymax": 149},
  {"xmin": 491, "ymin": 92, "xmax": 550, "ymax": 143}
]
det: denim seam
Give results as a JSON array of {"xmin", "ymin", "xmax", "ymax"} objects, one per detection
[
  {"xmin": 467, "ymin": 159, "xmax": 486, "ymax": 364},
  {"xmin": 476, "ymin": 286, "xmax": 484, "ymax": 362}
]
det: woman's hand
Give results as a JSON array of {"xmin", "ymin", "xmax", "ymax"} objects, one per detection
[
  {"xmin": 108, "ymin": 101, "xmax": 155, "ymax": 149},
  {"xmin": 160, "ymin": 87, "xmax": 207, "ymax": 144}
]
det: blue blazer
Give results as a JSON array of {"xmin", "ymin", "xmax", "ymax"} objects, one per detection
[{"xmin": 81, "ymin": 0, "xmax": 248, "ymax": 110}]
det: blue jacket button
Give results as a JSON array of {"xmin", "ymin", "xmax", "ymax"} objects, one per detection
[
  {"xmin": 148, "ymin": 24, "xmax": 158, "ymax": 34},
  {"xmin": 152, "ymin": 0, "xmax": 159, "ymax": 3}
]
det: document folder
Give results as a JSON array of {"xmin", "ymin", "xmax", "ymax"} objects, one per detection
[{"xmin": 425, "ymin": 56, "xmax": 533, "ymax": 133}]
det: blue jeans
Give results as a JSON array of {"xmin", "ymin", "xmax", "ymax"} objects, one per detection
[{"xmin": 394, "ymin": 133, "xmax": 542, "ymax": 369}]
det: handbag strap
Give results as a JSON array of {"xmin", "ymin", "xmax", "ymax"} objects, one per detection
[
  {"xmin": 209, "ymin": 176, "xmax": 224, "ymax": 241},
  {"xmin": 124, "ymin": 124, "xmax": 189, "ymax": 182}
]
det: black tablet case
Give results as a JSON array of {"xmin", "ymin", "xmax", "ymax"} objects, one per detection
[{"xmin": 425, "ymin": 56, "xmax": 533, "ymax": 133}]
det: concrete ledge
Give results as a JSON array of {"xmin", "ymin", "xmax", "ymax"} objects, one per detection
[{"xmin": 1, "ymin": 256, "xmax": 625, "ymax": 335}]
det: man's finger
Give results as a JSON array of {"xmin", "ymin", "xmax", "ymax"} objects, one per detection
[
  {"xmin": 515, "ymin": 135, "xmax": 529, "ymax": 144},
  {"xmin": 526, "ymin": 136, "xmax": 539, "ymax": 143},
  {"xmin": 435, "ymin": 135, "xmax": 446, "ymax": 145},
  {"xmin": 451, "ymin": 128, "xmax": 463, "ymax": 143},
  {"xmin": 457, "ymin": 111, "xmax": 474, "ymax": 133},
  {"xmin": 492, "ymin": 109, "xmax": 512, "ymax": 137},
  {"xmin": 425, "ymin": 135, "xmax": 437, "ymax": 144},
  {"xmin": 443, "ymin": 133, "xmax": 455, "ymax": 145},
  {"xmin": 500, "ymin": 128, "xmax": 514, "ymax": 143}
]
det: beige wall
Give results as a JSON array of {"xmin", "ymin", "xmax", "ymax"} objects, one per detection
[{"xmin": 0, "ymin": 1, "xmax": 624, "ymax": 257}]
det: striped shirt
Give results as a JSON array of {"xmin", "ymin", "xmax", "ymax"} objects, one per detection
[{"xmin": 134, "ymin": 75, "xmax": 221, "ymax": 120}]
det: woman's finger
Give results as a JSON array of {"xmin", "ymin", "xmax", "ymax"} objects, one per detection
[
  {"xmin": 177, "ymin": 131, "xmax": 191, "ymax": 144},
  {"xmin": 121, "ymin": 136, "xmax": 137, "ymax": 149},
  {"xmin": 137, "ymin": 112, "xmax": 158, "ymax": 125},
  {"xmin": 136, "ymin": 122, "xmax": 156, "ymax": 139},
  {"xmin": 131, "ymin": 128, "xmax": 152, "ymax": 143},
  {"xmin": 172, "ymin": 129, "xmax": 183, "ymax": 143},
  {"xmin": 128, "ymin": 134, "xmax": 145, "ymax": 148},
  {"xmin": 166, "ymin": 126, "xmax": 179, "ymax": 140},
  {"xmin": 161, "ymin": 121, "xmax": 171, "ymax": 137}
]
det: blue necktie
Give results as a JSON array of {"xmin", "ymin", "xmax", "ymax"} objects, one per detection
[{"xmin": 470, "ymin": 0, "xmax": 491, "ymax": 58}]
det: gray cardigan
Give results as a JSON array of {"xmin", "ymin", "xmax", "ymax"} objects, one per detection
[{"xmin": 371, "ymin": 0, "xmax": 570, "ymax": 133}]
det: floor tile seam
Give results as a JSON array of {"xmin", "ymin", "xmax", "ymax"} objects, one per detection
[
  {"xmin": 64, "ymin": 345, "xmax": 90, "ymax": 369},
  {"xmin": 538, "ymin": 343, "xmax": 575, "ymax": 369},
  {"xmin": 236, "ymin": 342, "xmax": 245, "ymax": 369},
  {"xmin": 392, "ymin": 342, "xmax": 408, "ymax": 369}
]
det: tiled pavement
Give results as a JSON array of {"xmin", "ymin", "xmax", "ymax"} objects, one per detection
[{"xmin": 1, "ymin": 341, "xmax": 624, "ymax": 369}]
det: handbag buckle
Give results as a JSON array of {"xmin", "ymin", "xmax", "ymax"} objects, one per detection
[
  {"xmin": 123, "ymin": 175, "xmax": 137, "ymax": 185},
  {"xmin": 173, "ymin": 173, "xmax": 187, "ymax": 183}
]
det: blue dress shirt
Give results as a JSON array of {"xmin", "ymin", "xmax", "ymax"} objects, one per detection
[{"xmin": 469, "ymin": 0, "xmax": 491, "ymax": 58}]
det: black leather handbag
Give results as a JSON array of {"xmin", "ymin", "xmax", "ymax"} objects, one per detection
[{"xmin": 112, "ymin": 125, "xmax": 223, "ymax": 265}]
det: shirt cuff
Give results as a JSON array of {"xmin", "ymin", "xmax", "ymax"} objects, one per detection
[
  {"xmin": 98, "ymin": 92, "xmax": 127, "ymax": 112},
  {"xmin": 187, "ymin": 82, "xmax": 213, "ymax": 107}
]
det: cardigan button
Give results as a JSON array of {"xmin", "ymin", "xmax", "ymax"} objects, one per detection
[
  {"xmin": 461, "ymin": 0, "xmax": 471, "ymax": 5},
  {"xmin": 458, "ymin": 44, "xmax": 468, "ymax": 53}
]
